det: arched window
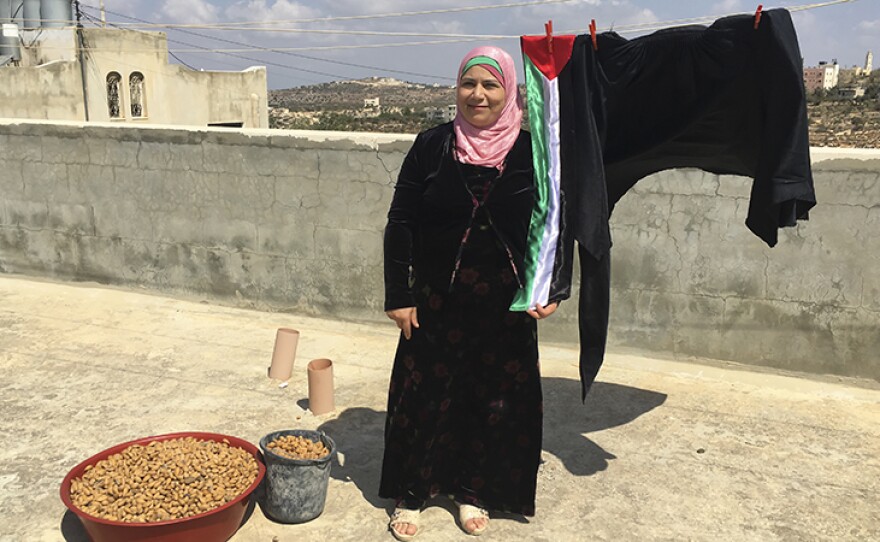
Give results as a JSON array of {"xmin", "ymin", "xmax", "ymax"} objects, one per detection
[
  {"xmin": 106, "ymin": 72, "xmax": 123, "ymax": 118},
  {"xmin": 129, "ymin": 72, "xmax": 145, "ymax": 118}
]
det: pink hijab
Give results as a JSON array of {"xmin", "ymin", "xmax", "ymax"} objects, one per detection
[{"xmin": 453, "ymin": 46, "xmax": 523, "ymax": 169}]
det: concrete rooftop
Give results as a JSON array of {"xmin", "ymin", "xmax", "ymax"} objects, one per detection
[{"xmin": 1, "ymin": 274, "xmax": 878, "ymax": 542}]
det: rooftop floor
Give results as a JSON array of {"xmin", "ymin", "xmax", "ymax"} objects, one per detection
[{"xmin": 1, "ymin": 274, "xmax": 878, "ymax": 542}]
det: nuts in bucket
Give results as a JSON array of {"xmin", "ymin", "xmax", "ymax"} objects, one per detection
[
  {"xmin": 266, "ymin": 434, "xmax": 329, "ymax": 460},
  {"xmin": 68, "ymin": 437, "xmax": 259, "ymax": 523}
]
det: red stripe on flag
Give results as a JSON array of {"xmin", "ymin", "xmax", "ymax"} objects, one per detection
[{"xmin": 521, "ymin": 34, "xmax": 576, "ymax": 81}]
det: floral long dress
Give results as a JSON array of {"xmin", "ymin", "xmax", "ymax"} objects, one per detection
[{"xmin": 379, "ymin": 161, "xmax": 543, "ymax": 516}]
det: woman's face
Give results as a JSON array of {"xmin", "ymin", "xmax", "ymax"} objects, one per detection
[{"xmin": 456, "ymin": 65, "xmax": 506, "ymax": 128}]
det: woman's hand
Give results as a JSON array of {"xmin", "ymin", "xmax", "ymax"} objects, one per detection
[
  {"xmin": 526, "ymin": 302, "xmax": 558, "ymax": 321},
  {"xmin": 386, "ymin": 307, "xmax": 420, "ymax": 340}
]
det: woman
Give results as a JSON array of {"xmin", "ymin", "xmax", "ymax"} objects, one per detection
[{"xmin": 380, "ymin": 46, "xmax": 558, "ymax": 540}]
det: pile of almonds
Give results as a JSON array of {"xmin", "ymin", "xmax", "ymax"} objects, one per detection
[
  {"xmin": 69, "ymin": 437, "xmax": 259, "ymax": 523},
  {"xmin": 266, "ymin": 434, "xmax": 329, "ymax": 460}
]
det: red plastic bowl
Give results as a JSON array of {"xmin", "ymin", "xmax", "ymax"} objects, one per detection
[{"xmin": 60, "ymin": 432, "xmax": 266, "ymax": 542}]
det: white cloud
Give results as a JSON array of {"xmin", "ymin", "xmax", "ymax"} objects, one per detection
[
  {"xmin": 319, "ymin": 0, "xmax": 473, "ymax": 17},
  {"xmin": 711, "ymin": 0, "xmax": 743, "ymax": 14},
  {"xmin": 791, "ymin": 11, "xmax": 843, "ymax": 66},
  {"xmin": 106, "ymin": 0, "xmax": 140, "ymax": 13},
  {"xmin": 501, "ymin": 0, "xmax": 661, "ymax": 35},
  {"xmin": 791, "ymin": 10, "xmax": 817, "ymax": 34},
  {"xmin": 424, "ymin": 20, "xmax": 467, "ymax": 35},
  {"xmin": 225, "ymin": 0, "xmax": 320, "ymax": 22},
  {"xmin": 158, "ymin": 0, "xmax": 219, "ymax": 24},
  {"xmin": 857, "ymin": 35, "xmax": 875, "ymax": 53},
  {"xmin": 857, "ymin": 19, "xmax": 880, "ymax": 31},
  {"xmin": 620, "ymin": 8, "xmax": 658, "ymax": 26}
]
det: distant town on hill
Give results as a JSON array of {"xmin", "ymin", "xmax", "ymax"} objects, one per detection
[
  {"xmin": 269, "ymin": 72, "xmax": 880, "ymax": 148},
  {"xmin": 270, "ymin": 77, "xmax": 453, "ymax": 134}
]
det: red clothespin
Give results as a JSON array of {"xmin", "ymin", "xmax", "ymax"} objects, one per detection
[
  {"xmin": 753, "ymin": 4, "xmax": 763, "ymax": 29},
  {"xmin": 544, "ymin": 20, "xmax": 554, "ymax": 53},
  {"xmin": 589, "ymin": 19, "xmax": 598, "ymax": 51}
]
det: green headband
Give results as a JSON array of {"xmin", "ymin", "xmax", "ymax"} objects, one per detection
[{"xmin": 460, "ymin": 56, "xmax": 503, "ymax": 80}]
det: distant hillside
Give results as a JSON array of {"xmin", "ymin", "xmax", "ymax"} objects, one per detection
[
  {"xmin": 808, "ymin": 100, "xmax": 880, "ymax": 148},
  {"xmin": 270, "ymin": 76, "xmax": 880, "ymax": 147},
  {"xmin": 270, "ymin": 77, "xmax": 455, "ymax": 112},
  {"xmin": 807, "ymin": 69, "xmax": 880, "ymax": 148},
  {"xmin": 269, "ymin": 77, "xmax": 456, "ymax": 132}
]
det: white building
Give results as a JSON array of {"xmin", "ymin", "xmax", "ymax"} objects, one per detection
[
  {"xmin": 803, "ymin": 60, "xmax": 840, "ymax": 93},
  {"xmin": 837, "ymin": 87, "xmax": 866, "ymax": 99},
  {"xmin": 0, "ymin": 5, "xmax": 268, "ymax": 128},
  {"xmin": 854, "ymin": 51, "xmax": 873, "ymax": 77},
  {"xmin": 425, "ymin": 104, "xmax": 456, "ymax": 123}
]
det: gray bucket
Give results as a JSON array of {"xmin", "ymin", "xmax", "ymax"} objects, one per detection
[{"xmin": 259, "ymin": 429, "xmax": 336, "ymax": 524}]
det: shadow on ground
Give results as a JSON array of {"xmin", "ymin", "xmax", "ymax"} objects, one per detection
[
  {"xmin": 318, "ymin": 378, "xmax": 667, "ymax": 511},
  {"xmin": 60, "ymin": 510, "xmax": 89, "ymax": 542},
  {"xmin": 59, "ymin": 379, "xmax": 666, "ymax": 538},
  {"xmin": 544, "ymin": 378, "xmax": 668, "ymax": 476}
]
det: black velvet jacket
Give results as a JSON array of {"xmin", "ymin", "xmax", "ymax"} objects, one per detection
[{"xmin": 384, "ymin": 123, "xmax": 535, "ymax": 311}]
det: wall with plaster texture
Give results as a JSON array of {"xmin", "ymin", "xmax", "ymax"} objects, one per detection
[{"xmin": 1, "ymin": 120, "xmax": 878, "ymax": 381}]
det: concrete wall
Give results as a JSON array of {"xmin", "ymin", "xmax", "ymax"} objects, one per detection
[
  {"xmin": 0, "ymin": 119, "xmax": 405, "ymax": 320},
  {"xmin": 1, "ymin": 119, "xmax": 878, "ymax": 382},
  {"xmin": 601, "ymin": 150, "xmax": 880, "ymax": 379},
  {"xmin": 169, "ymin": 66, "xmax": 269, "ymax": 128},
  {"xmin": 0, "ymin": 60, "xmax": 83, "ymax": 119}
]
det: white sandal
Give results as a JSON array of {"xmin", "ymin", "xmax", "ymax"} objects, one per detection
[
  {"xmin": 457, "ymin": 502, "xmax": 489, "ymax": 536},
  {"xmin": 389, "ymin": 508, "xmax": 421, "ymax": 541}
]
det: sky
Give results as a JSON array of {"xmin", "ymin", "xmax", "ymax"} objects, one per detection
[{"xmin": 87, "ymin": 0, "xmax": 879, "ymax": 89}]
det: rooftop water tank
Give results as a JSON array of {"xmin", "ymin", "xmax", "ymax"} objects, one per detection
[
  {"xmin": 40, "ymin": 0, "xmax": 71, "ymax": 28},
  {"xmin": 22, "ymin": 0, "xmax": 39, "ymax": 29},
  {"xmin": 0, "ymin": 0, "xmax": 13, "ymax": 24},
  {"xmin": 0, "ymin": 2, "xmax": 27, "ymax": 27},
  {"xmin": 0, "ymin": 22, "xmax": 21, "ymax": 62}
]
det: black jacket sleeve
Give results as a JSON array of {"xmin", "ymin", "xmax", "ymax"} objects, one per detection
[{"xmin": 383, "ymin": 133, "xmax": 425, "ymax": 311}]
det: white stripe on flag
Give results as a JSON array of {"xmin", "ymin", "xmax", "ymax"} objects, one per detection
[{"xmin": 531, "ymin": 74, "xmax": 561, "ymax": 308}]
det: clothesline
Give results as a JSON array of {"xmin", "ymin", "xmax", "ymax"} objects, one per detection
[
  {"xmin": 77, "ymin": 0, "xmax": 579, "ymax": 28},
  {"xmin": 72, "ymin": 0, "xmax": 858, "ymax": 39},
  {"xmin": 558, "ymin": 0, "xmax": 858, "ymax": 36},
  {"xmin": 32, "ymin": 0, "xmax": 857, "ymax": 56}
]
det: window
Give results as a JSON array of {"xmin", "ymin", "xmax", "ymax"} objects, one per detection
[
  {"xmin": 106, "ymin": 72, "xmax": 123, "ymax": 118},
  {"xmin": 129, "ymin": 72, "xmax": 145, "ymax": 118}
]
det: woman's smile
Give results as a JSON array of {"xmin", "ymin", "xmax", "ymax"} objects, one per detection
[{"xmin": 456, "ymin": 65, "xmax": 506, "ymax": 128}]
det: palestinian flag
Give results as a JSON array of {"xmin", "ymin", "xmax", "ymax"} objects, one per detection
[{"xmin": 510, "ymin": 35, "xmax": 577, "ymax": 311}]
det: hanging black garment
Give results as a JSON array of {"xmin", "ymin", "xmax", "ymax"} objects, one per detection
[{"xmin": 522, "ymin": 8, "xmax": 816, "ymax": 399}]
